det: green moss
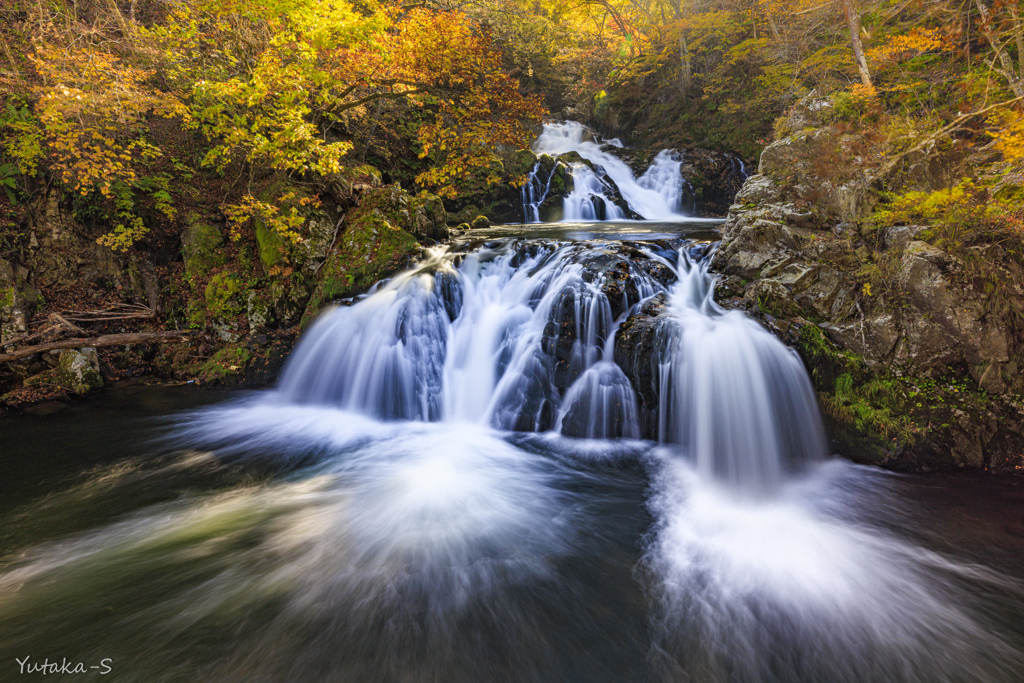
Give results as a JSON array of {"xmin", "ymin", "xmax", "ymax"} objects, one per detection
[
  {"xmin": 0, "ymin": 286, "xmax": 14, "ymax": 310},
  {"xmin": 255, "ymin": 219, "xmax": 287, "ymax": 273},
  {"xmin": 205, "ymin": 272, "xmax": 244, "ymax": 318},
  {"xmin": 305, "ymin": 208, "xmax": 419, "ymax": 319},
  {"xmin": 198, "ymin": 345, "xmax": 252, "ymax": 383},
  {"xmin": 181, "ymin": 220, "xmax": 225, "ymax": 281}
]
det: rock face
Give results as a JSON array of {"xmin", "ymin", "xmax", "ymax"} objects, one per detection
[
  {"xmin": 613, "ymin": 294, "xmax": 670, "ymax": 439},
  {"xmin": 1, "ymin": 257, "xmax": 43, "ymax": 346},
  {"xmin": 706, "ymin": 93, "xmax": 1024, "ymax": 474},
  {"xmin": 303, "ymin": 184, "xmax": 426, "ymax": 321}
]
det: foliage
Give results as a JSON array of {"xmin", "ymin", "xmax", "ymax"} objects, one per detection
[
  {"xmin": 875, "ymin": 180, "xmax": 1024, "ymax": 248},
  {"xmin": 223, "ymin": 193, "xmax": 318, "ymax": 244}
]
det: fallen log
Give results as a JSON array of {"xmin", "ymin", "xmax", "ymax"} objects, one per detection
[{"xmin": 0, "ymin": 330, "xmax": 195, "ymax": 363}]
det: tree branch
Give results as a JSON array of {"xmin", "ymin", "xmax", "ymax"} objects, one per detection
[{"xmin": 0, "ymin": 330, "xmax": 195, "ymax": 364}]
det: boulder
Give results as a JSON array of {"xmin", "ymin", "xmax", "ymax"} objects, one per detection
[
  {"xmin": 181, "ymin": 218, "xmax": 225, "ymax": 281},
  {"xmin": 24, "ymin": 348, "xmax": 103, "ymax": 395}
]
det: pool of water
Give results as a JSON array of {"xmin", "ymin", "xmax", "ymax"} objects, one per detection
[{"xmin": 1, "ymin": 384, "xmax": 1023, "ymax": 682}]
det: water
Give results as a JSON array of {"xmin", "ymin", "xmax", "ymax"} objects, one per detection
[
  {"xmin": 658, "ymin": 252, "xmax": 828, "ymax": 494},
  {"xmin": 530, "ymin": 122, "xmax": 696, "ymax": 222},
  {"xmin": 2, "ymin": 233, "xmax": 1024, "ymax": 681}
]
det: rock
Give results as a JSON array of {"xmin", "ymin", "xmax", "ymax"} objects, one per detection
[
  {"xmin": 1, "ymin": 257, "xmax": 43, "ymax": 345},
  {"xmin": 471, "ymin": 215, "xmax": 490, "ymax": 230},
  {"xmin": 247, "ymin": 291, "xmax": 271, "ymax": 333},
  {"xmin": 456, "ymin": 222, "xmax": 472, "ymax": 231},
  {"xmin": 181, "ymin": 218, "xmax": 225, "ymax": 281},
  {"xmin": 774, "ymin": 90, "xmax": 833, "ymax": 137},
  {"xmin": 613, "ymin": 294, "xmax": 670, "ymax": 439},
  {"xmin": 24, "ymin": 348, "xmax": 103, "ymax": 395},
  {"xmin": 303, "ymin": 188, "xmax": 422, "ymax": 320},
  {"xmin": 255, "ymin": 220, "xmax": 287, "ymax": 274},
  {"xmin": 205, "ymin": 273, "xmax": 245, "ymax": 342},
  {"xmin": 408, "ymin": 192, "xmax": 448, "ymax": 242}
]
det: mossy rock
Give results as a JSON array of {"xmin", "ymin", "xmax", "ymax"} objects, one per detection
[
  {"xmin": 304, "ymin": 207, "xmax": 420, "ymax": 321},
  {"xmin": 198, "ymin": 345, "xmax": 253, "ymax": 385},
  {"xmin": 471, "ymin": 215, "xmax": 490, "ymax": 230},
  {"xmin": 24, "ymin": 348, "xmax": 103, "ymax": 395},
  {"xmin": 504, "ymin": 149, "xmax": 539, "ymax": 178},
  {"xmin": 456, "ymin": 222, "xmax": 472, "ymax": 231},
  {"xmin": 181, "ymin": 219, "xmax": 225, "ymax": 281},
  {"xmin": 255, "ymin": 220, "xmax": 288, "ymax": 274},
  {"xmin": 205, "ymin": 272, "xmax": 244, "ymax": 318}
]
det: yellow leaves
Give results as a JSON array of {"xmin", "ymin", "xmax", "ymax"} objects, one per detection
[
  {"xmin": 223, "ymin": 193, "xmax": 312, "ymax": 244},
  {"xmin": 991, "ymin": 109, "xmax": 1024, "ymax": 163},
  {"xmin": 868, "ymin": 28, "xmax": 950, "ymax": 68},
  {"xmin": 26, "ymin": 38, "xmax": 183, "ymax": 195}
]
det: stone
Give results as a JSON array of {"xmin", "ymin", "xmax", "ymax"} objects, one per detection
[
  {"xmin": 471, "ymin": 215, "xmax": 490, "ymax": 230},
  {"xmin": 24, "ymin": 348, "xmax": 103, "ymax": 395},
  {"xmin": 181, "ymin": 218, "xmax": 225, "ymax": 281},
  {"xmin": 247, "ymin": 290, "xmax": 271, "ymax": 332},
  {"xmin": 255, "ymin": 220, "xmax": 287, "ymax": 274}
]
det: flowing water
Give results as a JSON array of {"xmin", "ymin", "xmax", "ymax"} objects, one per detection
[
  {"xmin": 1, "ymin": 228, "xmax": 1023, "ymax": 682},
  {"xmin": 522, "ymin": 121, "xmax": 748, "ymax": 223},
  {"xmin": 526, "ymin": 122, "xmax": 697, "ymax": 222}
]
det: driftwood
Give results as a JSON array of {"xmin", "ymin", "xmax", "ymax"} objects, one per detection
[
  {"xmin": 0, "ymin": 330, "xmax": 194, "ymax": 364},
  {"xmin": 41, "ymin": 304, "xmax": 156, "ymax": 325}
]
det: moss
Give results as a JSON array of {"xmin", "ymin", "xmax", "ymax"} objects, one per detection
[
  {"xmin": 205, "ymin": 272, "xmax": 244, "ymax": 318},
  {"xmin": 255, "ymin": 219, "xmax": 287, "ymax": 273},
  {"xmin": 24, "ymin": 349, "xmax": 103, "ymax": 395},
  {"xmin": 181, "ymin": 220, "xmax": 225, "ymax": 281},
  {"xmin": 198, "ymin": 345, "xmax": 253, "ymax": 383},
  {"xmin": 504, "ymin": 149, "xmax": 538, "ymax": 177},
  {"xmin": 305, "ymin": 209, "xmax": 419, "ymax": 319},
  {"xmin": 0, "ymin": 285, "xmax": 14, "ymax": 310}
]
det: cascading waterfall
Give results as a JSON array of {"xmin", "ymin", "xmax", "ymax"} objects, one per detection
[
  {"xmin": 658, "ymin": 250, "xmax": 828, "ymax": 493},
  {"xmin": 280, "ymin": 240, "xmax": 662, "ymax": 437},
  {"xmin": 2, "ymin": 234, "xmax": 1023, "ymax": 682},
  {"xmin": 530, "ymin": 121, "xmax": 690, "ymax": 222}
]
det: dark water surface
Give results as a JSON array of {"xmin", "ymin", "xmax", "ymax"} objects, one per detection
[{"xmin": 1, "ymin": 383, "xmax": 1023, "ymax": 682}]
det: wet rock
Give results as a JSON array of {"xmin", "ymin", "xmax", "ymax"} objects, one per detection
[
  {"xmin": 613, "ymin": 294, "xmax": 669, "ymax": 440},
  {"xmin": 471, "ymin": 215, "xmax": 490, "ymax": 230}
]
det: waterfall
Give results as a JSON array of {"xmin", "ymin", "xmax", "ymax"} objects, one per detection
[
  {"xmin": 561, "ymin": 164, "xmax": 626, "ymax": 221},
  {"xmin": 658, "ymin": 250, "xmax": 828, "ymax": 493},
  {"xmin": 7, "ymin": 232, "xmax": 1023, "ymax": 683},
  {"xmin": 280, "ymin": 240, "xmax": 663, "ymax": 439},
  {"xmin": 528, "ymin": 122, "xmax": 691, "ymax": 222},
  {"xmin": 279, "ymin": 238, "xmax": 825, "ymax": 492}
]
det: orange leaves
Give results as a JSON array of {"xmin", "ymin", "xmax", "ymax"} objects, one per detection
[
  {"xmin": 27, "ymin": 40, "xmax": 185, "ymax": 195},
  {"xmin": 867, "ymin": 28, "xmax": 952, "ymax": 68}
]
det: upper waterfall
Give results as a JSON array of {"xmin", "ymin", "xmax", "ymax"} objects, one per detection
[{"xmin": 527, "ymin": 121, "xmax": 691, "ymax": 222}]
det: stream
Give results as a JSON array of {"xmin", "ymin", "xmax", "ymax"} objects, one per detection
[{"xmin": 2, "ymin": 126, "xmax": 1024, "ymax": 681}]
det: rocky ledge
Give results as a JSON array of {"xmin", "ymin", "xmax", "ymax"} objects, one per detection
[{"xmin": 694, "ymin": 95, "xmax": 1023, "ymax": 474}]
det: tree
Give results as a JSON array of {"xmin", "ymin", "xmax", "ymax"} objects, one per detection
[{"xmin": 842, "ymin": 0, "xmax": 873, "ymax": 90}]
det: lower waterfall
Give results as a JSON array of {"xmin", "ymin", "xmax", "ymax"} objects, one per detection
[{"xmin": 1, "ymin": 235, "xmax": 1022, "ymax": 682}]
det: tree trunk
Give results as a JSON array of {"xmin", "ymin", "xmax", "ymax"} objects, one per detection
[
  {"xmin": 0, "ymin": 330, "xmax": 195, "ymax": 364},
  {"xmin": 1010, "ymin": 5, "xmax": 1024, "ymax": 81},
  {"xmin": 679, "ymin": 31, "xmax": 692, "ymax": 95},
  {"xmin": 842, "ymin": 0, "xmax": 873, "ymax": 89}
]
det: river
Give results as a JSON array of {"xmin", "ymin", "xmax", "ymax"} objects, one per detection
[{"xmin": 2, "ymin": 223, "xmax": 1023, "ymax": 682}]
